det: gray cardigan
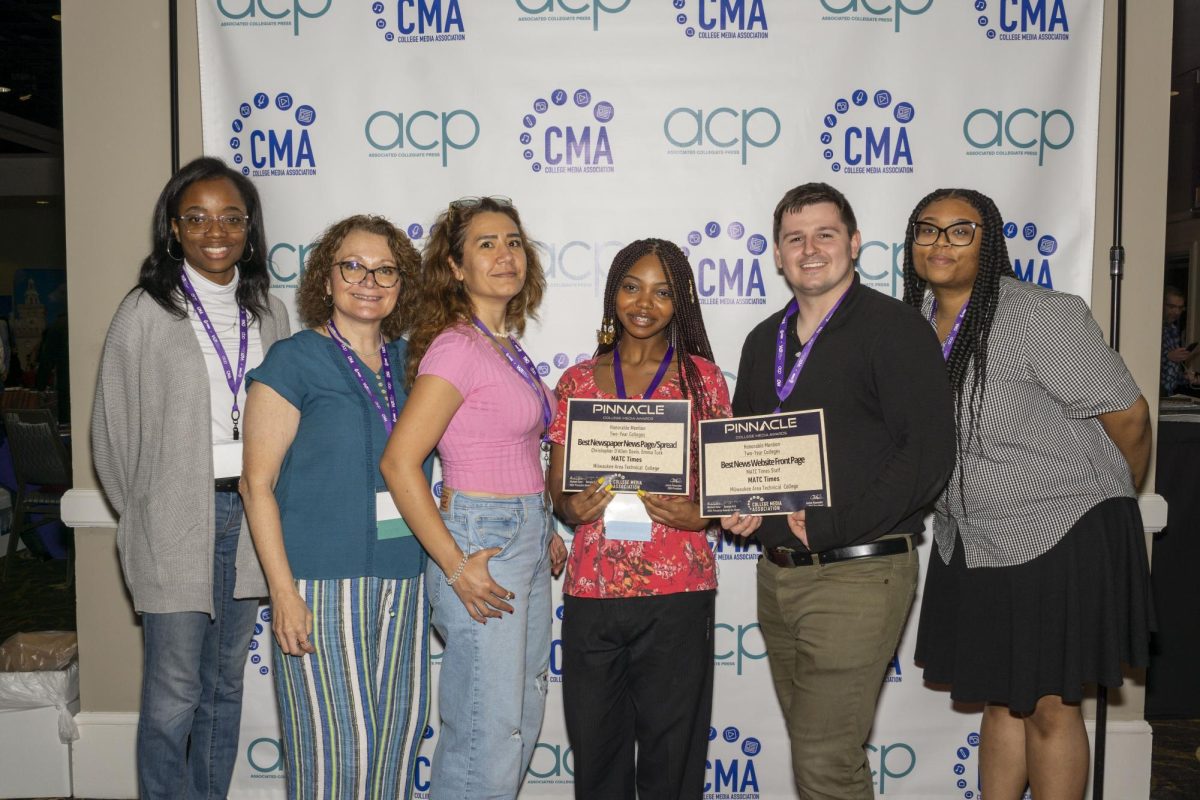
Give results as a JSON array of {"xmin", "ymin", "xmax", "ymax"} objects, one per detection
[{"xmin": 92, "ymin": 288, "xmax": 290, "ymax": 615}]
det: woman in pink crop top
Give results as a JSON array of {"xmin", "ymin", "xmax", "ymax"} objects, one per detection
[
  {"xmin": 547, "ymin": 238, "xmax": 731, "ymax": 798},
  {"xmin": 380, "ymin": 196, "xmax": 566, "ymax": 799}
]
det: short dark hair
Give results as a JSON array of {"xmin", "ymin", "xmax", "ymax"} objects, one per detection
[
  {"xmin": 1165, "ymin": 285, "xmax": 1185, "ymax": 301},
  {"xmin": 772, "ymin": 182, "xmax": 858, "ymax": 243}
]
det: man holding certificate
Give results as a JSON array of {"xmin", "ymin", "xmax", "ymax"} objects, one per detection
[{"xmin": 723, "ymin": 183, "xmax": 954, "ymax": 799}]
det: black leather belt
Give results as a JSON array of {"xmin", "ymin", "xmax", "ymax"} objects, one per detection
[
  {"xmin": 765, "ymin": 535, "xmax": 912, "ymax": 567},
  {"xmin": 214, "ymin": 477, "xmax": 240, "ymax": 492}
]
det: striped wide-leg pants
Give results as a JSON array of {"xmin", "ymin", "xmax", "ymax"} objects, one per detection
[{"xmin": 273, "ymin": 575, "xmax": 430, "ymax": 800}]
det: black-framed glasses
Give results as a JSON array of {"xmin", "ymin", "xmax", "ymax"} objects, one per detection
[
  {"xmin": 448, "ymin": 195, "xmax": 513, "ymax": 211},
  {"xmin": 337, "ymin": 260, "xmax": 401, "ymax": 288},
  {"xmin": 175, "ymin": 214, "xmax": 250, "ymax": 234},
  {"xmin": 912, "ymin": 221, "xmax": 981, "ymax": 247}
]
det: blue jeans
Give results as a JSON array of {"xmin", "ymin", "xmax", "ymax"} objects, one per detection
[
  {"xmin": 137, "ymin": 491, "xmax": 259, "ymax": 800},
  {"xmin": 426, "ymin": 491, "xmax": 552, "ymax": 800}
]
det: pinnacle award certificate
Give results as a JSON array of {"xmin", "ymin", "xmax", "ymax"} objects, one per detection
[
  {"xmin": 563, "ymin": 398, "xmax": 691, "ymax": 495},
  {"xmin": 699, "ymin": 409, "xmax": 830, "ymax": 517}
]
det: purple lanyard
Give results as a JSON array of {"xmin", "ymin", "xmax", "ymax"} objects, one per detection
[
  {"xmin": 930, "ymin": 298, "xmax": 970, "ymax": 361},
  {"xmin": 326, "ymin": 320, "xmax": 397, "ymax": 434},
  {"xmin": 471, "ymin": 317, "xmax": 553, "ymax": 440},
  {"xmin": 180, "ymin": 269, "xmax": 248, "ymax": 440},
  {"xmin": 773, "ymin": 290, "xmax": 849, "ymax": 413},
  {"xmin": 613, "ymin": 344, "xmax": 675, "ymax": 399}
]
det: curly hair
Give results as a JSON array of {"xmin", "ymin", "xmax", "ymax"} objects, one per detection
[
  {"xmin": 138, "ymin": 156, "xmax": 271, "ymax": 321},
  {"xmin": 901, "ymin": 187, "xmax": 1014, "ymax": 513},
  {"xmin": 405, "ymin": 197, "xmax": 545, "ymax": 385},
  {"xmin": 296, "ymin": 214, "xmax": 420, "ymax": 341}
]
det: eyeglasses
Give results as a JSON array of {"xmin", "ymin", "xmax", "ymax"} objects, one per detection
[
  {"xmin": 337, "ymin": 260, "xmax": 401, "ymax": 288},
  {"xmin": 912, "ymin": 221, "xmax": 981, "ymax": 247},
  {"xmin": 175, "ymin": 214, "xmax": 250, "ymax": 234},
  {"xmin": 448, "ymin": 196, "xmax": 513, "ymax": 211}
]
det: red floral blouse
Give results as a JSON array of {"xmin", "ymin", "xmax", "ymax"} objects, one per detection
[{"xmin": 549, "ymin": 355, "xmax": 731, "ymax": 598}]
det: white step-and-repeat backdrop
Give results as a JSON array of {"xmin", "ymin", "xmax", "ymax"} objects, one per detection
[{"xmin": 197, "ymin": 2, "xmax": 1097, "ymax": 797}]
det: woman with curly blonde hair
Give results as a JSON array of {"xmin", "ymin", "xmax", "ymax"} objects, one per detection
[
  {"xmin": 381, "ymin": 196, "xmax": 567, "ymax": 799},
  {"xmin": 241, "ymin": 214, "xmax": 431, "ymax": 799}
]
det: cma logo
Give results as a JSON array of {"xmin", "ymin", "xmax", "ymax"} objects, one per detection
[
  {"xmin": 229, "ymin": 92, "xmax": 317, "ymax": 177},
  {"xmin": 822, "ymin": 89, "xmax": 915, "ymax": 175},
  {"xmin": 515, "ymin": 0, "xmax": 631, "ymax": 31},
  {"xmin": 1004, "ymin": 220, "xmax": 1057, "ymax": 288},
  {"xmin": 663, "ymin": 107, "xmax": 780, "ymax": 165},
  {"xmin": 522, "ymin": 89, "xmax": 616, "ymax": 174},
  {"xmin": 216, "ymin": 0, "xmax": 331, "ymax": 36},
  {"xmin": 819, "ymin": 0, "xmax": 933, "ymax": 33},
  {"xmin": 540, "ymin": 239, "xmax": 626, "ymax": 295},
  {"xmin": 866, "ymin": 741, "xmax": 916, "ymax": 794},
  {"xmin": 680, "ymin": 220, "xmax": 768, "ymax": 305},
  {"xmin": 672, "ymin": 0, "xmax": 769, "ymax": 39},
  {"xmin": 268, "ymin": 241, "xmax": 315, "ymax": 286},
  {"xmin": 364, "ymin": 109, "xmax": 480, "ymax": 167},
  {"xmin": 711, "ymin": 530, "xmax": 764, "ymax": 560},
  {"xmin": 372, "ymin": 0, "xmax": 465, "ymax": 42},
  {"xmin": 856, "ymin": 240, "xmax": 904, "ymax": 299},
  {"xmin": 413, "ymin": 725, "xmax": 436, "ymax": 795},
  {"xmin": 714, "ymin": 620, "xmax": 767, "ymax": 675},
  {"xmin": 884, "ymin": 651, "xmax": 902, "ymax": 683},
  {"xmin": 246, "ymin": 737, "xmax": 284, "ymax": 773},
  {"xmin": 528, "ymin": 740, "xmax": 575, "ymax": 780},
  {"xmin": 976, "ymin": 0, "xmax": 1069, "ymax": 40},
  {"xmin": 705, "ymin": 725, "xmax": 761, "ymax": 796},
  {"xmin": 963, "ymin": 108, "xmax": 1073, "ymax": 166}
]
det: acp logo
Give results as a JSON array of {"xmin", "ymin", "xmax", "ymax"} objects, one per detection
[
  {"xmin": 974, "ymin": 0, "xmax": 1069, "ymax": 41},
  {"xmin": 963, "ymin": 107, "xmax": 1073, "ymax": 166},
  {"xmin": 672, "ymin": 0, "xmax": 769, "ymax": 40},
  {"xmin": 522, "ymin": 88, "xmax": 616, "ymax": 174},
  {"xmin": 856, "ymin": 238, "xmax": 904, "ymax": 299},
  {"xmin": 528, "ymin": 738, "xmax": 575, "ymax": 783},
  {"xmin": 540, "ymin": 237, "xmax": 625, "ymax": 295},
  {"xmin": 817, "ymin": 0, "xmax": 933, "ymax": 34},
  {"xmin": 267, "ymin": 239, "xmax": 317, "ymax": 288},
  {"xmin": 679, "ymin": 220, "xmax": 768, "ymax": 305},
  {"xmin": 714, "ymin": 619, "xmax": 767, "ymax": 675},
  {"xmin": 710, "ymin": 530, "xmax": 763, "ymax": 562},
  {"xmin": 821, "ymin": 89, "xmax": 915, "ymax": 175},
  {"xmin": 866, "ymin": 740, "xmax": 916, "ymax": 795},
  {"xmin": 372, "ymin": 0, "xmax": 466, "ymax": 43},
  {"xmin": 1004, "ymin": 220, "xmax": 1057, "ymax": 288},
  {"xmin": 216, "ymin": 0, "xmax": 331, "ymax": 36},
  {"xmin": 245, "ymin": 737, "xmax": 284, "ymax": 776},
  {"xmin": 663, "ymin": 106, "xmax": 780, "ymax": 165},
  {"xmin": 705, "ymin": 724, "xmax": 761, "ymax": 798},
  {"xmin": 514, "ymin": 0, "xmax": 631, "ymax": 31},
  {"xmin": 365, "ymin": 108, "xmax": 480, "ymax": 167},
  {"xmin": 229, "ymin": 91, "xmax": 317, "ymax": 177}
]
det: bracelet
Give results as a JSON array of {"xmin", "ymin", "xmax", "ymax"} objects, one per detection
[{"xmin": 445, "ymin": 553, "xmax": 469, "ymax": 586}]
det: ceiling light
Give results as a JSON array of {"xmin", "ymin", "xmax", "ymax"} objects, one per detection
[
  {"xmin": 0, "ymin": 87, "xmax": 11, "ymax": 94},
  {"xmin": 18, "ymin": 94, "xmax": 32, "ymax": 101},
  {"xmin": 35, "ymin": 200, "xmax": 51, "ymax": 206}
]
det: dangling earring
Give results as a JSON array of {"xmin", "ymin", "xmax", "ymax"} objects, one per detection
[
  {"xmin": 239, "ymin": 241, "xmax": 255, "ymax": 265},
  {"xmin": 166, "ymin": 238, "xmax": 184, "ymax": 262},
  {"xmin": 597, "ymin": 317, "xmax": 615, "ymax": 345}
]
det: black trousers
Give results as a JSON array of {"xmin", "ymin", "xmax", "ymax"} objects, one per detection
[{"xmin": 562, "ymin": 590, "xmax": 716, "ymax": 800}]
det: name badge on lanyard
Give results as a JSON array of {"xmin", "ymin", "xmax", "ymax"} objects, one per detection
[{"xmin": 376, "ymin": 491, "xmax": 414, "ymax": 540}]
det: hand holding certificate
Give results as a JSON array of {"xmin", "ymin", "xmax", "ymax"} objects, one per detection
[
  {"xmin": 699, "ymin": 409, "xmax": 830, "ymax": 517},
  {"xmin": 563, "ymin": 398, "xmax": 691, "ymax": 495}
]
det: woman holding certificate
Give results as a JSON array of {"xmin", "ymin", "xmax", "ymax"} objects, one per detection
[
  {"xmin": 547, "ymin": 238, "xmax": 731, "ymax": 800},
  {"xmin": 903, "ymin": 188, "xmax": 1153, "ymax": 799},
  {"xmin": 239, "ymin": 215, "xmax": 429, "ymax": 799},
  {"xmin": 379, "ymin": 196, "xmax": 567, "ymax": 799}
]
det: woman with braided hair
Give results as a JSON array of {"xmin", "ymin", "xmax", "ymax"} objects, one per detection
[
  {"xmin": 547, "ymin": 238, "xmax": 731, "ymax": 799},
  {"xmin": 903, "ymin": 188, "xmax": 1153, "ymax": 799}
]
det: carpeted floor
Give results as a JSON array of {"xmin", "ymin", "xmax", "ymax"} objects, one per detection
[{"xmin": 1, "ymin": 551, "xmax": 1197, "ymax": 799}]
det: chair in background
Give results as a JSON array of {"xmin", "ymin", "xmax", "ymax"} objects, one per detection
[{"xmin": 2, "ymin": 409, "xmax": 71, "ymax": 582}]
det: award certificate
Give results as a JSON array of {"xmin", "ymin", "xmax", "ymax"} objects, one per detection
[
  {"xmin": 563, "ymin": 398, "xmax": 691, "ymax": 495},
  {"xmin": 699, "ymin": 409, "xmax": 830, "ymax": 516}
]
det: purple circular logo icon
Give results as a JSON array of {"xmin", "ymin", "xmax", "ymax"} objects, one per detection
[
  {"xmin": 820, "ymin": 131, "xmax": 833, "ymax": 145},
  {"xmin": 232, "ymin": 119, "xmax": 243, "ymax": 133},
  {"xmin": 233, "ymin": 153, "xmax": 243, "ymax": 165},
  {"xmin": 575, "ymin": 353, "xmax": 589, "ymax": 364},
  {"xmin": 249, "ymin": 639, "xmax": 259, "ymax": 651},
  {"xmin": 835, "ymin": 98, "xmax": 849, "ymax": 114},
  {"xmin": 534, "ymin": 98, "xmax": 549, "ymax": 113},
  {"xmin": 555, "ymin": 604, "xmax": 565, "ymax": 620},
  {"xmin": 1037, "ymin": 235, "xmax": 1057, "ymax": 256},
  {"xmin": 520, "ymin": 132, "xmax": 532, "ymax": 145},
  {"xmin": 687, "ymin": 231, "xmax": 702, "ymax": 247},
  {"xmin": 824, "ymin": 114, "xmax": 838, "ymax": 128},
  {"xmin": 275, "ymin": 92, "xmax": 293, "ymax": 111},
  {"xmin": 894, "ymin": 102, "xmax": 914, "ymax": 123},
  {"xmin": 433, "ymin": 481, "xmax": 443, "ymax": 497},
  {"xmin": 407, "ymin": 223, "xmax": 424, "ymax": 240},
  {"xmin": 523, "ymin": 114, "xmax": 536, "ymax": 129},
  {"xmin": 253, "ymin": 92, "xmax": 269, "ymax": 109},
  {"xmin": 747, "ymin": 234, "xmax": 767, "ymax": 255},
  {"xmin": 956, "ymin": 747, "xmax": 970, "ymax": 759},
  {"xmin": 852, "ymin": 89, "xmax": 868, "ymax": 106},
  {"xmin": 594, "ymin": 101, "xmax": 614, "ymax": 123},
  {"xmin": 551, "ymin": 89, "xmax": 568, "ymax": 106},
  {"xmin": 975, "ymin": 0, "xmax": 986, "ymax": 9},
  {"xmin": 823, "ymin": 149, "xmax": 834, "ymax": 160},
  {"xmin": 708, "ymin": 727, "xmax": 717, "ymax": 741},
  {"xmin": 254, "ymin": 623, "xmax": 263, "ymax": 634},
  {"xmin": 523, "ymin": 149, "xmax": 534, "ymax": 160},
  {"xmin": 1003, "ymin": 222, "xmax": 1018, "ymax": 238},
  {"xmin": 261, "ymin": 608, "xmax": 271, "ymax": 622},
  {"xmin": 538, "ymin": 362, "xmax": 550, "ymax": 377},
  {"xmin": 229, "ymin": 137, "xmax": 240, "ymax": 149},
  {"xmin": 259, "ymin": 666, "xmax": 269, "ymax": 675},
  {"xmin": 251, "ymin": 654, "xmax": 261, "ymax": 664},
  {"xmin": 372, "ymin": 1, "xmax": 384, "ymax": 11},
  {"xmin": 722, "ymin": 726, "xmax": 740, "ymax": 743},
  {"xmin": 742, "ymin": 737, "xmax": 760, "ymax": 756},
  {"xmin": 728, "ymin": 222, "xmax": 745, "ymax": 240},
  {"xmin": 532, "ymin": 163, "xmax": 542, "ymax": 173},
  {"xmin": 553, "ymin": 353, "xmax": 569, "ymax": 368},
  {"xmin": 239, "ymin": 103, "xmax": 252, "ymax": 118},
  {"xmin": 574, "ymin": 89, "xmax": 592, "ymax": 107},
  {"xmin": 705, "ymin": 221, "xmax": 721, "ymax": 238},
  {"xmin": 676, "ymin": 13, "xmax": 686, "ymax": 23},
  {"xmin": 376, "ymin": 17, "xmax": 386, "ymax": 29},
  {"xmin": 674, "ymin": 0, "xmax": 685, "ymax": 7},
  {"xmin": 295, "ymin": 105, "xmax": 316, "ymax": 126},
  {"xmin": 873, "ymin": 90, "xmax": 892, "ymax": 108},
  {"xmin": 1022, "ymin": 223, "xmax": 1037, "ymax": 240}
]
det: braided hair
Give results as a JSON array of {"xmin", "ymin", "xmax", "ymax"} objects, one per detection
[{"xmin": 901, "ymin": 188, "xmax": 1013, "ymax": 511}]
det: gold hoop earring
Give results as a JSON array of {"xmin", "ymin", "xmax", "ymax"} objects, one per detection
[{"xmin": 596, "ymin": 317, "xmax": 615, "ymax": 346}]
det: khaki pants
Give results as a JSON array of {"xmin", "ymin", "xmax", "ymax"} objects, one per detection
[{"xmin": 756, "ymin": 548, "xmax": 918, "ymax": 800}]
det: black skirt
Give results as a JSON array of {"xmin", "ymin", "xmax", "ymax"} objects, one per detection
[{"xmin": 915, "ymin": 497, "xmax": 1153, "ymax": 715}]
